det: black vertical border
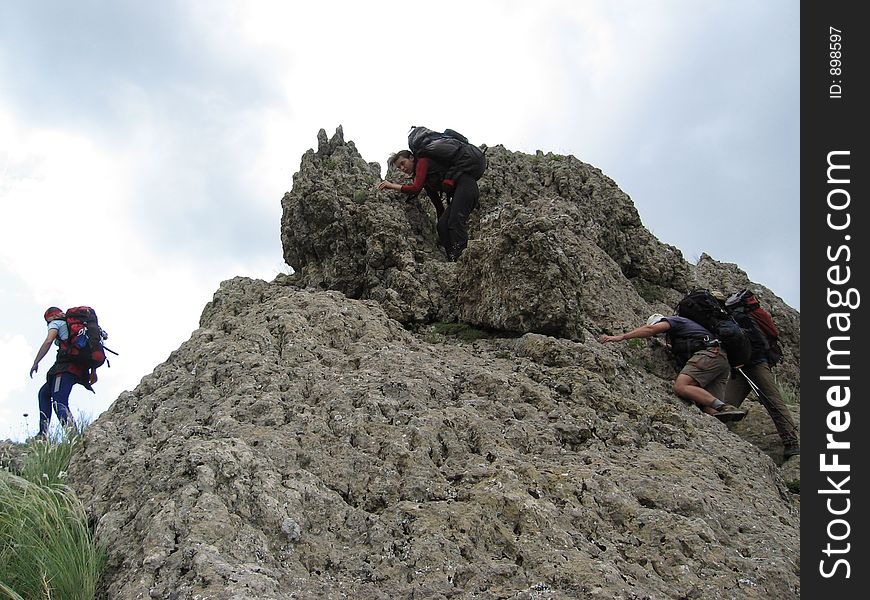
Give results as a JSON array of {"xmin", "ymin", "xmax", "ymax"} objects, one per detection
[{"xmin": 801, "ymin": 1, "xmax": 868, "ymax": 597}]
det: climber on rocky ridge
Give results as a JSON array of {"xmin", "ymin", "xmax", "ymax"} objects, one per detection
[
  {"xmin": 600, "ymin": 313, "xmax": 747, "ymax": 422},
  {"xmin": 377, "ymin": 127, "xmax": 486, "ymax": 262}
]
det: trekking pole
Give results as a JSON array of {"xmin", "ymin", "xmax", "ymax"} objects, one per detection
[
  {"xmin": 736, "ymin": 367, "xmax": 772, "ymax": 405},
  {"xmin": 101, "ymin": 345, "xmax": 119, "ymax": 369}
]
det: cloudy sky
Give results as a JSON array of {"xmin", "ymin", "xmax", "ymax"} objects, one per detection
[{"xmin": 0, "ymin": 1, "xmax": 799, "ymax": 441}]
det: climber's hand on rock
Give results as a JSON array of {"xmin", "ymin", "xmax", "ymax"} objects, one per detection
[{"xmin": 377, "ymin": 181, "xmax": 400, "ymax": 191}]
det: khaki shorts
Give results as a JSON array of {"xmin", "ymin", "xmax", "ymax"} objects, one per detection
[{"xmin": 680, "ymin": 347, "xmax": 730, "ymax": 399}]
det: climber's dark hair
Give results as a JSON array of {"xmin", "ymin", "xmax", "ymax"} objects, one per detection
[{"xmin": 387, "ymin": 150, "xmax": 414, "ymax": 169}]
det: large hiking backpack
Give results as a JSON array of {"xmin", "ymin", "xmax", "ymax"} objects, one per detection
[
  {"xmin": 726, "ymin": 289, "xmax": 783, "ymax": 366},
  {"xmin": 58, "ymin": 306, "xmax": 110, "ymax": 369},
  {"xmin": 407, "ymin": 126, "xmax": 487, "ymax": 181},
  {"xmin": 729, "ymin": 309, "xmax": 769, "ymax": 363},
  {"xmin": 675, "ymin": 289, "xmax": 751, "ymax": 367}
]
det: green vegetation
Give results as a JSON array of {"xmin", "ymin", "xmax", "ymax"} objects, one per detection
[
  {"xmin": 0, "ymin": 424, "xmax": 105, "ymax": 599},
  {"xmin": 353, "ymin": 190, "xmax": 367, "ymax": 204},
  {"xmin": 431, "ymin": 321, "xmax": 493, "ymax": 342},
  {"xmin": 776, "ymin": 380, "xmax": 799, "ymax": 406},
  {"xmin": 19, "ymin": 432, "xmax": 82, "ymax": 487},
  {"xmin": 417, "ymin": 321, "xmax": 523, "ymax": 346}
]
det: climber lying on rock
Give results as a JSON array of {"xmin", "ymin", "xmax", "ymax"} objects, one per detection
[{"xmin": 600, "ymin": 314, "xmax": 747, "ymax": 422}]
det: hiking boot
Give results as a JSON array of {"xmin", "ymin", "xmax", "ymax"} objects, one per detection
[
  {"xmin": 446, "ymin": 242, "xmax": 465, "ymax": 262},
  {"xmin": 711, "ymin": 404, "xmax": 747, "ymax": 422},
  {"xmin": 783, "ymin": 443, "xmax": 800, "ymax": 459}
]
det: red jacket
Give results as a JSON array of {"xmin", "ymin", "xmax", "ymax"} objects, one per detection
[
  {"xmin": 399, "ymin": 157, "xmax": 454, "ymax": 217},
  {"xmin": 749, "ymin": 306, "xmax": 779, "ymax": 339}
]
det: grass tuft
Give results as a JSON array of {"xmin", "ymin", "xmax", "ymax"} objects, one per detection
[
  {"xmin": 775, "ymin": 380, "xmax": 799, "ymax": 406},
  {"xmin": 1, "ymin": 422, "xmax": 105, "ymax": 599}
]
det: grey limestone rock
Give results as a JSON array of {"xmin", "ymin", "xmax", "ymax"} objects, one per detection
[{"xmin": 67, "ymin": 128, "xmax": 800, "ymax": 599}]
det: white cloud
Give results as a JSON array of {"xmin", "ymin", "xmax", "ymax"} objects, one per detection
[
  {"xmin": 0, "ymin": 334, "xmax": 31, "ymax": 436},
  {"xmin": 0, "ymin": 103, "xmax": 280, "ymax": 440}
]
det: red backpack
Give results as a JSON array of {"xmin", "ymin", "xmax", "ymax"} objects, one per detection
[{"xmin": 58, "ymin": 306, "xmax": 111, "ymax": 369}]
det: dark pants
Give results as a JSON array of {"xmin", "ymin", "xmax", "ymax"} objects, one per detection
[
  {"xmin": 725, "ymin": 363, "xmax": 798, "ymax": 446},
  {"xmin": 437, "ymin": 175, "xmax": 479, "ymax": 260},
  {"xmin": 37, "ymin": 372, "xmax": 77, "ymax": 436}
]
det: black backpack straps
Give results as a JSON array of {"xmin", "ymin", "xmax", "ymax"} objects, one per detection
[{"xmin": 668, "ymin": 332, "xmax": 714, "ymax": 367}]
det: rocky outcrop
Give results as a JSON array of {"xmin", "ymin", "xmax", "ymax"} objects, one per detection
[
  {"xmin": 68, "ymin": 127, "xmax": 801, "ymax": 599},
  {"xmin": 280, "ymin": 128, "xmax": 799, "ymax": 394},
  {"xmin": 280, "ymin": 127, "xmax": 454, "ymax": 324},
  {"xmin": 281, "ymin": 128, "xmax": 692, "ymax": 340},
  {"xmin": 70, "ymin": 277, "xmax": 798, "ymax": 599}
]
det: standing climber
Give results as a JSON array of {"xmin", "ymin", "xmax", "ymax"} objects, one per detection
[
  {"xmin": 724, "ymin": 290, "xmax": 800, "ymax": 458},
  {"xmin": 377, "ymin": 127, "xmax": 486, "ymax": 261},
  {"xmin": 29, "ymin": 307, "xmax": 97, "ymax": 439},
  {"xmin": 600, "ymin": 314, "xmax": 746, "ymax": 421}
]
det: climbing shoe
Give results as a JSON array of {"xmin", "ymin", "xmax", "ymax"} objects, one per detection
[
  {"xmin": 711, "ymin": 404, "xmax": 747, "ymax": 422},
  {"xmin": 783, "ymin": 443, "xmax": 800, "ymax": 459}
]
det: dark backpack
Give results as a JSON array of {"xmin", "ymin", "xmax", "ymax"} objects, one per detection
[
  {"xmin": 675, "ymin": 289, "xmax": 751, "ymax": 367},
  {"xmin": 58, "ymin": 306, "xmax": 110, "ymax": 369},
  {"xmin": 726, "ymin": 289, "xmax": 783, "ymax": 366},
  {"xmin": 764, "ymin": 337, "xmax": 784, "ymax": 366},
  {"xmin": 407, "ymin": 126, "xmax": 487, "ymax": 182},
  {"xmin": 728, "ymin": 309, "xmax": 769, "ymax": 364}
]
